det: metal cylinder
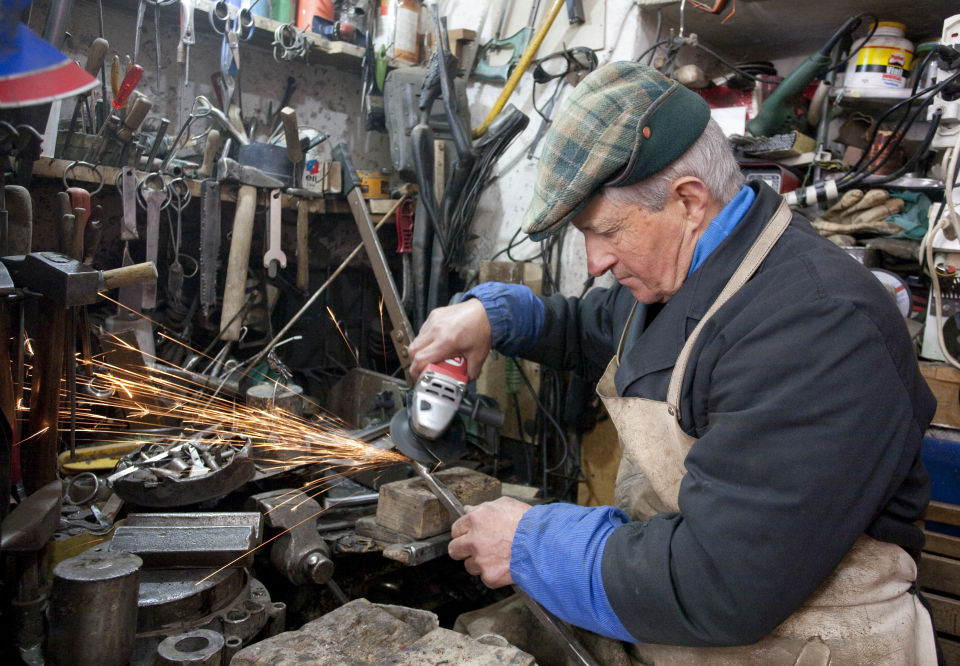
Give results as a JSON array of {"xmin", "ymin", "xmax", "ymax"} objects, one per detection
[
  {"xmin": 47, "ymin": 548, "xmax": 142, "ymax": 666},
  {"xmin": 245, "ymin": 382, "xmax": 304, "ymax": 417},
  {"xmin": 156, "ymin": 629, "xmax": 224, "ymax": 665},
  {"xmin": 42, "ymin": 0, "xmax": 75, "ymax": 50}
]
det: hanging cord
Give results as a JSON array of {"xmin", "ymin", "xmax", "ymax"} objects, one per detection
[{"xmin": 922, "ymin": 129, "xmax": 960, "ymax": 370}]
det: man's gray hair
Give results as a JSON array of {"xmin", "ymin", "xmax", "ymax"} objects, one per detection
[{"xmin": 602, "ymin": 118, "xmax": 743, "ymax": 212}]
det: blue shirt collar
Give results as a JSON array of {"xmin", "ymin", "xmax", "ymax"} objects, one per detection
[{"xmin": 687, "ymin": 185, "xmax": 756, "ymax": 276}]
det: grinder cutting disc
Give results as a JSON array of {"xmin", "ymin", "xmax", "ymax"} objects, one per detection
[{"xmin": 390, "ymin": 409, "xmax": 468, "ymax": 465}]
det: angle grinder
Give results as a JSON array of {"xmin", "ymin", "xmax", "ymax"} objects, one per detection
[{"xmin": 390, "ymin": 356, "xmax": 505, "ymax": 465}]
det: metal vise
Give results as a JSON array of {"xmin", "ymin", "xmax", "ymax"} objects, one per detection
[{"xmin": 247, "ymin": 489, "xmax": 334, "ymax": 586}]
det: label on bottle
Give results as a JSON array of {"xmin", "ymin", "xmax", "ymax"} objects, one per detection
[
  {"xmin": 394, "ymin": 6, "xmax": 419, "ymax": 62},
  {"xmin": 851, "ymin": 46, "xmax": 914, "ymax": 88}
]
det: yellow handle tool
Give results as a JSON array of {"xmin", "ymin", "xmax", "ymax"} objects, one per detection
[
  {"xmin": 110, "ymin": 55, "xmax": 120, "ymax": 100},
  {"xmin": 472, "ymin": 0, "xmax": 565, "ymax": 139}
]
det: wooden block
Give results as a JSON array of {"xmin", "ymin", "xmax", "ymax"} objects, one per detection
[
  {"xmin": 501, "ymin": 483, "xmax": 540, "ymax": 502},
  {"xmin": 356, "ymin": 515, "xmax": 415, "ymax": 544},
  {"xmin": 379, "ymin": 628, "xmax": 534, "ymax": 666},
  {"xmin": 925, "ymin": 530, "xmax": 960, "ymax": 559},
  {"xmin": 376, "ymin": 467, "xmax": 501, "ymax": 539},
  {"xmin": 928, "ymin": 501, "xmax": 960, "ymax": 528},
  {"xmin": 919, "ymin": 552, "xmax": 960, "ymax": 597},
  {"xmin": 920, "ymin": 362, "xmax": 960, "ymax": 429},
  {"xmin": 927, "ymin": 592, "xmax": 960, "ymax": 637},
  {"xmin": 943, "ymin": 636, "xmax": 960, "ymax": 666}
]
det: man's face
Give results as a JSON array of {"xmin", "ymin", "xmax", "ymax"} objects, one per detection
[{"xmin": 571, "ymin": 189, "xmax": 702, "ymax": 304}]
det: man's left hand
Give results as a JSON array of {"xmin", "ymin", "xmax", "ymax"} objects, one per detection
[{"xmin": 448, "ymin": 497, "xmax": 533, "ymax": 588}]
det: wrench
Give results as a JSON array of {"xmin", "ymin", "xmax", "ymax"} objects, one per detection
[
  {"xmin": 264, "ymin": 189, "xmax": 287, "ymax": 278},
  {"xmin": 139, "ymin": 176, "xmax": 170, "ymax": 309}
]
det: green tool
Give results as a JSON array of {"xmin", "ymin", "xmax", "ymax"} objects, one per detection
[
  {"xmin": 475, "ymin": 0, "xmax": 543, "ymax": 83},
  {"xmin": 746, "ymin": 15, "xmax": 865, "ymax": 138}
]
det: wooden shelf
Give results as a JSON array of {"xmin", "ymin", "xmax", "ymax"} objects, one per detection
[
  {"xmin": 34, "ymin": 158, "xmax": 398, "ymax": 216},
  {"xmin": 97, "ymin": 0, "xmax": 411, "ymax": 75},
  {"xmin": 639, "ymin": 0, "xmax": 956, "ymax": 64}
]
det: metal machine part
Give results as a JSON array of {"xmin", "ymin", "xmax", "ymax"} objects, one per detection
[
  {"xmin": 247, "ymin": 489, "xmax": 335, "ymax": 586},
  {"xmin": 1, "ymin": 480, "xmax": 63, "ymax": 657},
  {"xmin": 156, "ymin": 629, "xmax": 223, "ymax": 665},
  {"xmin": 132, "ymin": 566, "xmax": 283, "ymax": 665},
  {"xmin": 109, "ymin": 513, "xmax": 263, "ymax": 568},
  {"xmin": 47, "ymin": 549, "xmax": 143, "ymax": 666}
]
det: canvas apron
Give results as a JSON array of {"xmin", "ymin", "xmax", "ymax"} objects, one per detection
[{"xmin": 595, "ymin": 201, "xmax": 937, "ymax": 666}]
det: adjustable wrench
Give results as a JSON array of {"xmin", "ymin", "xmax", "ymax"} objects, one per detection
[
  {"xmin": 264, "ymin": 189, "xmax": 287, "ymax": 278},
  {"xmin": 140, "ymin": 179, "xmax": 170, "ymax": 309}
]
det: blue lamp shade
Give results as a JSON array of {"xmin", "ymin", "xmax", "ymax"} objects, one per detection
[{"xmin": 0, "ymin": 24, "xmax": 98, "ymax": 108}]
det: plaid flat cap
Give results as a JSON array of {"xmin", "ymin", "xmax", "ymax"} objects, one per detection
[{"xmin": 522, "ymin": 61, "xmax": 711, "ymax": 241}]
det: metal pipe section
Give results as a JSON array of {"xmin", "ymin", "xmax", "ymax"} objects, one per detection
[{"xmin": 42, "ymin": 0, "xmax": 75, "ymax": 50}]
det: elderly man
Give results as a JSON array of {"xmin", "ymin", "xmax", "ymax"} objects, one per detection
[{"xmin": 408, "ymin": 63, "xmax": 940, "ymax": 665}]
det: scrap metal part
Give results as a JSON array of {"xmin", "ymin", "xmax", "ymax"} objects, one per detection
[
  {"xmin": 156, "ymin": 629, "xmax": 224, "ymax": 665},
  {"xmin": 47, "ymin": 549, "xmax": 142, "ymax": 666},
  {"xmin": 109, "ymin": 512, "xmax": 263, "ymax": 568}
]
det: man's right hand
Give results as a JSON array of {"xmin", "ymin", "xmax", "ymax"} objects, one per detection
[{"xmin": 409, "ymin": 299, "xmax": 492, "ymax": 380}]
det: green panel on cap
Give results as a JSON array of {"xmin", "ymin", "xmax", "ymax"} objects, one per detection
[{"xmin": 521, "ymin": 62, "xmax": 713, "ymax": 242}]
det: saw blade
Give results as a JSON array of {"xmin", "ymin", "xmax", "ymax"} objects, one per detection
[{"xmin": 200, "ymin": 179, "xmax": 221, "ymax": 317}]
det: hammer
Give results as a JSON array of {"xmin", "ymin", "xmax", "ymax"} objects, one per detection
[{"xmin": 217, "ymin": 155, "xmax": 284, "ymax": 341}]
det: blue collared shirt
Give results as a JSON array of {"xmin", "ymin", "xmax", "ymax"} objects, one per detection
[{"xmin": 463, "ymin": 185, "xmax": 756, "ymax": 640}]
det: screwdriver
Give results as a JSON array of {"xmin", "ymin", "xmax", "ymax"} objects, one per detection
[{"xmin": 84, "ymin": 64, "xmax": 145, "ymax": 163}]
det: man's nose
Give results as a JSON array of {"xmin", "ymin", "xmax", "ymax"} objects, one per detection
[{"xmin": 585, "ymin": 238, "xmax": 616, "ymax": 277}]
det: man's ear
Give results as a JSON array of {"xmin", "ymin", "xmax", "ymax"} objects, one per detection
[{"xmin": 671, "ymin": 177, "xmax": 712, "ymax": 232}]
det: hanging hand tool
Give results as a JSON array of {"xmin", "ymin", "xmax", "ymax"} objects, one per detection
[
  {"xmin": 473, "ymin": 0, "xmax": 564, "ymax": 137},
  {"xmin": 217, "ymin": 155, "xmax": 283, "ymax": 341},
  {"xmin": 137, "ymin": 175, "xmax": 170, "ymax": 310},
  {"xmin": 210, "ymin": 0, "xmax": 255, "ymax": 121},
  {"xmin": 178, "ymin": 0, "xmax": 198, "ymax": 82},
  {"xmin": 280, "ymin": 107, "xmax": 302, "ymax": 187},
  {"xmin": 475, "ymin": 0, "xmax": 545, "ymax": 83},
  {"xmin": 161, "ymin": 96, "xmax": 248, "ymax": 174},
  {"xmin": 61, "ymin": 38, "xmax": 109, "ymax": 159},
  {"xmin": 114, "ymin": 95, "xmax": 153, "ymax": 167},
  {"xmin": 84, "ymin": 64, "xmax": 145, "ymax": 163},
  {"xmin": 197, "ymin": 128, "xmax": 220, "ymax": 178},
  {"xmin": 199, "ymin": 178, "xmax": 221, "ymax": 320},
  {"xmin": 396, "ymin": 199, "xmax": 415, "ymax": 311},
  {"xmin": 145, "ymin": 117, "xmax": 169, "ymax": 172},
  {"xmin": 264, "ymin": 189, "xmax": 286, "ymax": 278},
  {"xmin": 134, "ymin": 0, "xmax": 147, "ymax": 65},
  {"xmin": 166, "ymin": 178, "xmax": 191, "ymax": 306}
]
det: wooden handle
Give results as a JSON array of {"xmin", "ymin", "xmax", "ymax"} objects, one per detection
[
  {"xmin": 117, "ymin": 96, "xmax": 152, "ymax": 143},
  {"xmin": 71, "ymin": 206, "xmax": 86, "ymax": 261},
  {"xmin": 221, "ymin": 184, "xmax": 258, "ymax": 341},
  {"xmin": 198, "ymin": 129, "xmax": 220, "ymax": 179},
  {"xmin": 280, "ymin": 108, "xmax": 302, "ymax": 164},
  {"xmin": 297, "ymin": 199, "xmax": 309, "ymax": 290},
  {"xmin": 101, "ymin": 261, "xmax": 158, "ymax": 290},
  {"xmin": 84, "ymin": 38, "xmax": 109, "ymax": 77}
]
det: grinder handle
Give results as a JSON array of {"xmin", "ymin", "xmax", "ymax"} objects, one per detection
[
  {"xmin": 100, "ymin": 261, "xmax": 158, "ymax": 290},
  {"xmin": 459, "ymin": 399, "xmax": 507, "ymax": 429}
]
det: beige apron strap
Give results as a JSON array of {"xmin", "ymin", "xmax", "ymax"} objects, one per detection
[
  {"xmin": 665, "ymin": 200, "xmax": 794, "ymax": 413},
  {"xmin": 616, "ymin": 303, "xmax": 640, "ymax": 359}
]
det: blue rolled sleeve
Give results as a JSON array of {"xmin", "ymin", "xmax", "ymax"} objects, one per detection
[
  {"xmin": 511, "ymin": 503, "xmax": 635, "ymax": 642},
  {"xmin": 463, "ymin": 283, "xmax": 545, "ymax": 357}
]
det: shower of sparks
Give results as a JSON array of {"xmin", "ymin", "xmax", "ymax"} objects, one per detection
[
  {"xmin": 25, "ymin": 302, "xmax": 414, "ymax": 583},
  {"xmin": 327, "ymin": 306, "xmax": 359, "ymax": 367},
  {"xmin": 56, "ymin": 333, "xmax": 405, "ymax": 474}
]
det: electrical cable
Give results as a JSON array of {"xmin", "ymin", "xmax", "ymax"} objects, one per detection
[
  {"xmin": 923, "ymin": 128, "xmax": 960, "ymax": 370},
  {"xmin": 648, "ymin": 8, "xmax": 664, "ymax": 66},
  {"xmin": 636, "ymin": 40, "xmax": 671, "ymax": 65},
  {"xmin": 514, "ymin": 359, "xmax": 569, "ymax": 475}
]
